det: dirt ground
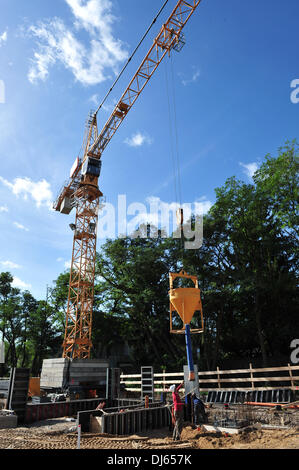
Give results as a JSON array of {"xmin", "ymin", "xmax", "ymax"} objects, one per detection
[{"xmin": 0, "ymin": 418, "xmax": 298, "ymax": 450}]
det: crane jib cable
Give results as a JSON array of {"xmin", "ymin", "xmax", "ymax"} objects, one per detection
[{"xmin": 94, "ymin": 0, "xmax": 170, "ymax": 117}]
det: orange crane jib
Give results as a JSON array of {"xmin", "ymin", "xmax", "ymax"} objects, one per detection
[{"xmin": 56, "ymin": 0, "xmax": 202, "ymax": 359}]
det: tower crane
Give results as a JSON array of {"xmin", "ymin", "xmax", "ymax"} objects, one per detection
[{"xmin": 53, "ymin": 0, "xmax": 202, "ymax": 360}]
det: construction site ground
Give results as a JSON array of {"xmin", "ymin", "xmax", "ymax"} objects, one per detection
[{"xmin": 0, "ymin": 417, "xmax": 298, "ymax": 450}]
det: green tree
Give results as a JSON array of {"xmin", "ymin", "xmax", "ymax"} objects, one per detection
[
  {"xmin": 28, "ymin": 301, "xmax": 61, "ymax": 375},
  {"xmin": 254, "ymin": 140, "xmax": 299, "ymax": 234},
  {"xmin": 49, "ymin": 271, "xmax": 70, "ymax": 337},
  {"xmin": 20, "ymin": 292, "xmax": 38, "ymax": 367},
  {"xmin": 0, "ymin": 278, "xmax": 23, "ymax": 367},
  {"xmin": 95, "ymin": 233, "xmax": 185, "ymax": 370}
]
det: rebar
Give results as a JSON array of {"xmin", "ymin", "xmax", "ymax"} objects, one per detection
[{"xmin": 207, "ymin": 404, "xmax": 299, "ymax": 429}]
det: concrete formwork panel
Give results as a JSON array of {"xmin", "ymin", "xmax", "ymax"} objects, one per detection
[{"xmin": 0, "ymin": 414, "xmax": 18, "ymax": 429}]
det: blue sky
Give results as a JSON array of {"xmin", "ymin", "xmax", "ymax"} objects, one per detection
[{"xmin": 0, "ymin": 0, "xmax": 298, "ymax": 299}]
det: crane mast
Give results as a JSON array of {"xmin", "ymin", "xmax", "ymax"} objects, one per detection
[{"xmin": 54, "ymin": 0, "xmax": 202, "ymax": 359}]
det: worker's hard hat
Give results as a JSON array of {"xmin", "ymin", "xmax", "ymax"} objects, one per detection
[{"xmin": 169, "ymin": 385, "xmax": 176, "ymax": 392}]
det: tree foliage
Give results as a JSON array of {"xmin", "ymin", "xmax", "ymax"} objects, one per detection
[
  {"xmin": 0, "ymin": 142, "xmax": 297, "ymax": 373},
  {"xmin": 0, "ymin": 274, "xmax": 61, "ymax": 374}
]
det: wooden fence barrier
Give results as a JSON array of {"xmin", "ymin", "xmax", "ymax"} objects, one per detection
[{"xmin": 120, "ymin": 364, "xmax": 299, "ymax": 394}]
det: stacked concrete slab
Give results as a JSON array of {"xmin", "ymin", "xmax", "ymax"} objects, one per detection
[
  {"xmin": 40, "ymin": 358, "xmax": 109, "ymax": 389},
  {"xmin": 40, "ymin": 359, "xmax": 69, "ymax": 389}
]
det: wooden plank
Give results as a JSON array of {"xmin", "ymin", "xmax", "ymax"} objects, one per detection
[
  {"xmin": 217, "ymin": 367, "xmax": 221, "ymax": 388},
  {"xmin": 153, "ymin": 373, "xmax": 185, "ymax": 378},
  {"xmin": 126, "ymin": 385, "xmax": 296, "ymax": 393},
  {"xmin": 120, "ymin": 374, "xmax": 141, "ymax": 379},
  {"xmin": 153, "ymin": 380, "xmax": 191, "ymax": 385},
  {"xmin": 123, "ymin": 379, "xmax": 188, "ymax": 386},
  {"xmin": 197, "ymin": 376, "xmax": 296, "ymax": 384},
  {"xmin": 288, "ymin": 363, "xmax": 294, "ymax": 388},
  {"xmin": 198, "ymin": 386, "xmax": 297, "ymax": 392},
  {"xmin": 201, "ymin": 365, "xmax": 299, "ymax": 375},
  {"xmin": 120, "ymin": 381, "xmax": 142, "ymax": 385},
  {"xmin": 249, "ymin": 363, "xmax": 255, "ymax": 389}
]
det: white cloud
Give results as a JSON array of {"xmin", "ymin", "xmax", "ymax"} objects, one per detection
[
  {"xmin": 12, "ymin": 277, "xmax": 31, "ymax": 290},
  {"xmin": 64, "ymin": 260, "xmax": 72, "ymax": 269},
  {"xmin": 66, "ymin": 0, "xmax": 126, "ymax": 60},
  {"xmin": 0, "ymin": 260, "xmax": 22, "ymax": 270},
  {"xmin": 124, "ymin": 132, "xmax": 153, "ymax": 148},
  {"xmin": 28, "ymin": 0, "xmax": 128, "ymax": 86},
  {"xmin": 0, "ymin": 30, "xmax": 8, "ymax": 47},
  {"xmin": 56, "ymin": 257, "xmax": 71, "ymax": 269},
  {"xmin": 181, "ymin": 67, "xmax": 200, "ymax": 86},
  {"xmin": 146, "ymin": 196, "xmax": 212, "ymax": 216},
  {"xmin": 0, "ymin": 205, "xmax": 8, "ymax": 213},
  {"xmin": 126, "ymin": 196, "xmax": 212, "ymax": 237},
  {"xmin": 0, "ymin": 176, "xmax": 53, "ymax": 209},
  {"xmin": 101, "ymin": 101, "xmax": 116, "ymax": 113},
  {"xmin": 89, "ymin": 93, "xmax": 99, "ymax": 107},
  {"xmin": 89, "ymin": 94, "xmax": 117, "ymax": 113},
  {"xmin": 194, "ymin": 198, "xmax": 213, "ymax": 214},
  {"xmin": 240, "ymin": 162, "xmax": 259, "ymax": 179},
  {"xmin": 13, "ymin": 222, "xmax": 29, "ymax": 232},
  {"xmin": 0, "ymin": 80, "xmax": 5, "ymax": 104}
]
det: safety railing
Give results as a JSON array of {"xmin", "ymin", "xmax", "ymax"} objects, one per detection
[{"xmin": 120, "ymin": 364, "xmax": 299, "ymax": 393}]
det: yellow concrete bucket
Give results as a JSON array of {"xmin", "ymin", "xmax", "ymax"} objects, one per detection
[{"xmin": 169, "ymin": 287, "xmax": 202, "ymax": 326}]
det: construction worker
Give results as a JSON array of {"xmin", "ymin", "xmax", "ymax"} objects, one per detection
[
  {"xmin": 169, "ymin": 382, "xmax": 184, "ymax": 441},
  {"xmin": 192, "ymin": 393, "xmax": 207, "ymax": 426}
]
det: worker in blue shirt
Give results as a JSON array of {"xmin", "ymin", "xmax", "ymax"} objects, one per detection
[{"xmin": 192, "ymin": 393, "xmax": 207, "ymax": 425}]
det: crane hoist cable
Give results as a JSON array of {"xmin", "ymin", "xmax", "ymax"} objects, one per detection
[
  {"xmin": 165, "ymin": 52, "xmax": 185, "ymax": 268},
  {"xmin": 164, "ymin": 59, "xmax": 179, "ymax": 206},
  {"xmin": 164, "ymin": 54, "xmax": 183, "ymax": 207},
  {"xmin": 170, "ymin": 54, "xmax": 185, "ymax": 269},
  {"xmin": 94, "ymin": 0, "xmax": 170, "ymax": 117},
  {"xmin": 170, "ymin": 52, "xmax": 183, "ymax": 208},
  {"xmin": 164, "ymin": 52, "xmax": 183, "ymax": 208}
]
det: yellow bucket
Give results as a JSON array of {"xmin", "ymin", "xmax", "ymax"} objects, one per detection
[{"xmin": 169, "ymin": 287, "xmax": 202, "ymax": 325}]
